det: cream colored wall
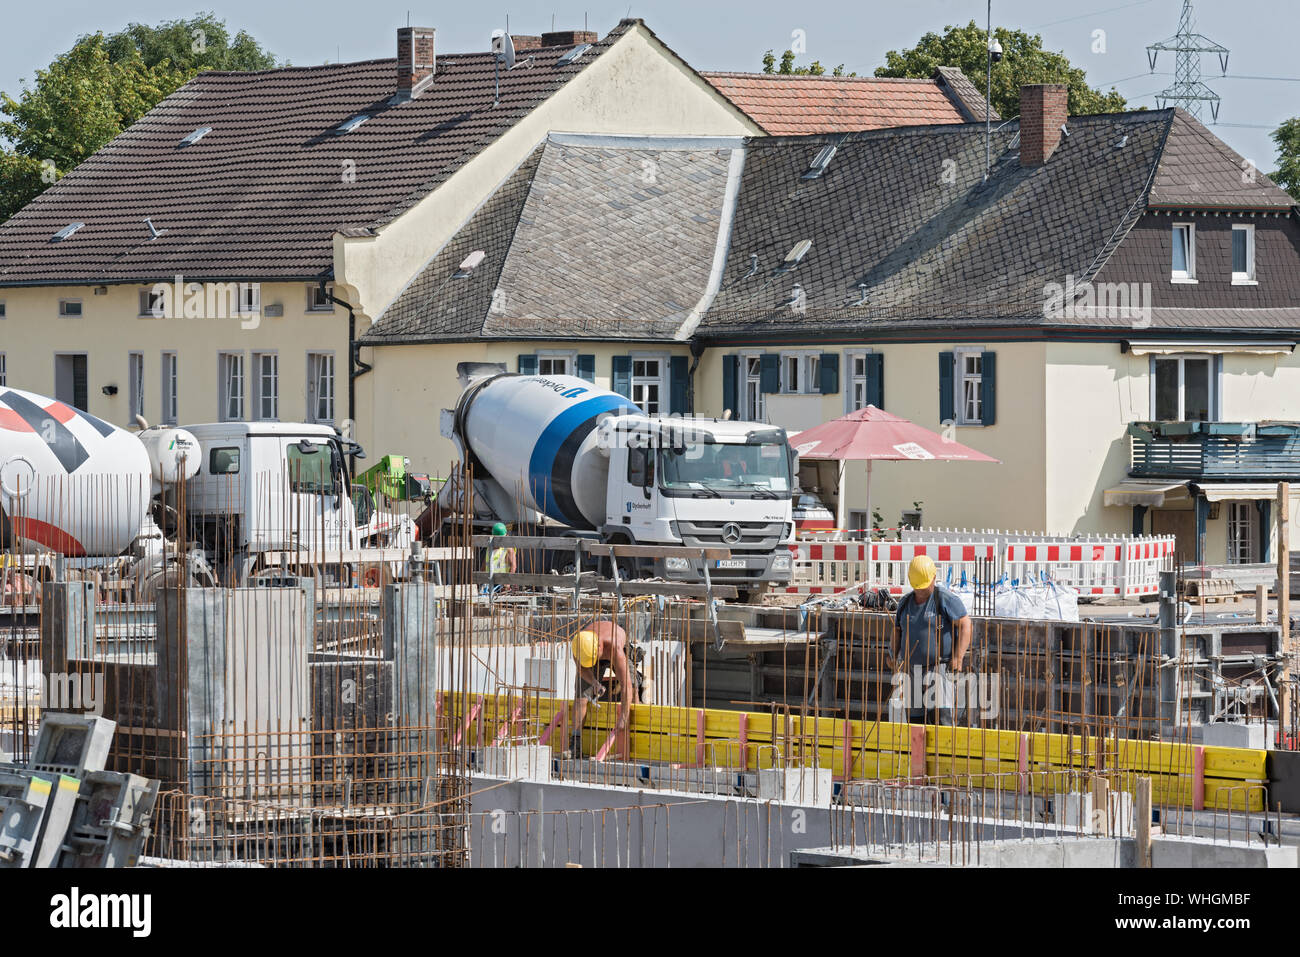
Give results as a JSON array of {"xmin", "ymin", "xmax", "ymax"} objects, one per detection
[
  {"xmin": 336, "ymin": 23, "xmax": 762, "ymax": 324},
  {"xmin": 365, "ymin": 342, "xmax": 693, "ymax": 475},
  {"xmin": 0, "ymin": 283, "xmax": 347, "ymax": 429},
  {"xmin": 694, "ymin": 342, "xmax": 1047, "ymax": 533}
]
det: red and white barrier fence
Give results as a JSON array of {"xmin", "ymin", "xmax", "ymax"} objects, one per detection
[{"xmin": 787, "ymin": 533, "xmax": 1176, "ymax": 601}]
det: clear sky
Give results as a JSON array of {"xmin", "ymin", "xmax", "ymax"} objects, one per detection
[{"xmin": 1, "ymin": 0, "xmax": 1296, "ymax": 169}]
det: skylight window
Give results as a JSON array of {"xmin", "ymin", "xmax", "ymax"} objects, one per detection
[
  {"xmin": 180, "ymin": 127, "xmax": 212, "ymax": 146},
  {"xmin": 453, "ymin": 250, "xmax": 486, "ymax": 279},
  {"xmin": 557, "ymin": 43, "xmax": 592, "ymax": 66},
  {"xmin": 335, "ymin": 114, "xmax": 371, "ymax": 134},
  {"xmin": 802, "ymin": 144, "xmax": 838, "ymax": 180},
  {"xmin": 51, "ymin": 222, "xmax": 84, "ymax": 242}
]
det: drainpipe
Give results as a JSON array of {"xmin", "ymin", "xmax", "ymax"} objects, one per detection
[
  {"xmin": 687, "ymin": 341, "xmax": 706, "ymax": 415},
  {"xmin": 320, "ymin": 279, "xmax": 372, "ymax": 476}
]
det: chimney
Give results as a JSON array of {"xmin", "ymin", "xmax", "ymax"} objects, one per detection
[
  {"xmin": 396, "ymin": 26, "xmax": 436, "ymax": 100},
  {"xmin": 511, "ymin": 35, "xmax": 543, "ymax": 51},
  {"xmin": 1019, "ymin": 84, "xmax": 1069, "ymax": 167},
  {"xmin": 541, "ymin": 30, "xmax": 598, "ymax": 48}
]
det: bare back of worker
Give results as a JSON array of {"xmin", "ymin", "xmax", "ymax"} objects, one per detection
[{"xmin": 570, "ymin": 619, "xmax": 639, "ymax": 756}]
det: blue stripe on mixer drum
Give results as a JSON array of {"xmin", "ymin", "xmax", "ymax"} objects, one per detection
[{"xmin": 527, "ymin": 394, "xmax": 635, "ymax": 528}]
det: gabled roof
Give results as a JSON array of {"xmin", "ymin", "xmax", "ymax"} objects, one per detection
[
  {"xmin": 361, "ymin": 135, "xmax": 737, "ymax": 345},
  {"xmin": 700, "ymin": 68, "xmax": 997, "ymax": 135},
  {"xmin": 1149, "ymin": 109, "xmax": 1295, "ymax": 210},
  {"xmin": 0, "ymin": 21, "xmax": 636, "ymax": 286}
]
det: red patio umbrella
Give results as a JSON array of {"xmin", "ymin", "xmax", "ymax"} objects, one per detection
[{"xmin": 789, "ymin": 405, "xmax": 1000, "ymax": 535}]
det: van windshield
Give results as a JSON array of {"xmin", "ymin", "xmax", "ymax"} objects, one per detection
[
  {"xmin": 287, "ymin": 442, "xmax": 339, "ymax": 495},
  {"xmin": 659, "ymin": 441, "xmax": 791, "ymax": 498}
]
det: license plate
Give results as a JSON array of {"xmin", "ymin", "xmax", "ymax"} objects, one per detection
[{"xmin": 716, "ymin": 559, "xmax": 748, "ymax": 569}]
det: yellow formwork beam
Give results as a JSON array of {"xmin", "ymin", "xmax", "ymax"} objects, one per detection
[{"xmin": 437, "ymin": 692, "xmax": 1268, "ymax": 812}]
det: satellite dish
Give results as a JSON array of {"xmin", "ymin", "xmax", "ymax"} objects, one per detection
[{"xmin": 491, "ymin": 30, "xmax": 515, "ymax": 70}]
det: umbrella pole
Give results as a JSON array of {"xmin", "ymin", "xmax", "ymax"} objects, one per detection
[
  {"xmin": 865, "ymin": 459, "xmax": 874, "ymax": 540},
  {"xmin": 836, "ymin": 463, "xmax": 847, "ymax": 535}
]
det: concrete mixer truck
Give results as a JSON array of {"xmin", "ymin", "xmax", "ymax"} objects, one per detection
[
  {"xmin": 439, "ymin": 372, "xmax": 797, "ymax": 589},
  {"xmin": 0, "ymin": 387, "xmax": 416, "ymax": 597}
]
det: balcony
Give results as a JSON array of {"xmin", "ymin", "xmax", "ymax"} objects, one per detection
[{"xmin": 1128, "ymin": 421, "xmax": 1300, "ymax": 480}]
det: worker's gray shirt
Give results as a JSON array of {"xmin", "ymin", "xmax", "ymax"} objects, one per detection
[{"xmin": 894, "ymin": 584, "xmax": 967, "ymax": 669}]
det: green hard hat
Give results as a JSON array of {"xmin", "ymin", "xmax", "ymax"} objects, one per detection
[{"xmin": 491, "ymin": 522, "xmax": 508, "ymax": 536}]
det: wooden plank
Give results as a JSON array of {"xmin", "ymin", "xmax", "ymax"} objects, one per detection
[
  {"xmin": 594, "ymin": 580, "xmax": 738, "ymax": 599},
  {"xmin": 582, "ymin": 542, "xmax": 732, "ymax": 560},
  {"xmin": 472, "ymin": 571, "xmax": 595, "ymax": 589}
]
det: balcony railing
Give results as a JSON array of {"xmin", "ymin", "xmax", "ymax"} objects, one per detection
[{"xmin": 1128, "ymin": 421, "xmax": 1300, "ymax": 479}]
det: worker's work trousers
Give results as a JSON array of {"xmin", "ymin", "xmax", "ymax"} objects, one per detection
[{"xmin": 889, "ymin": 664, "xmax": 964, "ymax": 726}]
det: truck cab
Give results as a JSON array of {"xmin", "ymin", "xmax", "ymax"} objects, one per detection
[
  {"xmin": 601, "ymin": 416, "xmax": 796, "ymax": 586},
  {"xmin": 182, "ymin": 422, "xmax": 414, "ymax": 582}
]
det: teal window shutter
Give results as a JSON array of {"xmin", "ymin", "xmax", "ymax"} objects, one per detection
[
  {"xmin": 866, "ymin": 353, "xmax": 884, "ymax": 409},
  {"xmin": 939, "ymin": 351, "xmax": 954, "ymax": 423},
  {"xmin": 819, "ymin": 353, "xmax": 839, "ymax": 394},
  {"xmin": 722, "ymin": 354, "xmax": 738, "ymax": 415},
  {"xmin": 759, "ymin": 354, "xmax": 780, "ymax": 394},
  {"xmin": 518, "ymin": 354, "xmax": 537, "ymax": 375},
  {"xmin": 612, "ymin": 356, "xmax": 631, "ymax": 397},
  {"xmin": 980, "ymin": 351, "xmax": 996, "ymax": 425},
  {"xmin": 577, "ymin": 354, "xmax": 595, "ymax": 382},
  {"xmin": 669, "ymin": 355, "xmax": 688, "ymax": 413}
]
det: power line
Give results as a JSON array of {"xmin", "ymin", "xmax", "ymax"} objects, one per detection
[
  {"xmin": 1146, "ymin": 0, "xmax": 1229, "ymax": 121},
  {"xmin": 1033, "ymin": 0, "xmax": 1158, "ymax": 29}
]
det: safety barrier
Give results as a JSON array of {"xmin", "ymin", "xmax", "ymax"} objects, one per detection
[{"xmin": 789, "ymin": 531, "xmax": 1175, "ymax": 600}]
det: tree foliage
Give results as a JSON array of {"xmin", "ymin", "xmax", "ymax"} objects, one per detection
[
  {"xmin": 762, "ymin": 49, "xmax": 853, "ymax": 77},
  {"xmin": 0, "ymin": 14, "xmax": 276, "ymax": 221},
  {"xmin": 1269, "ymin": 117, "xmax": 1300, "ymax": 201},
  {"xmin": 874, "ymin": 20, "xmax": 1126, "ymax": 118}
]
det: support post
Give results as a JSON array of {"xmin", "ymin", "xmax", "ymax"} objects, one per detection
[
  {"xmin": 1279, "ymin": 483, "xmax": 1291, "ymax": 741},
  {"xmin": 1194, "ymin": 493, "xmax": 1210, "ymax": 567},
  {"xmin": 1136, "ymin": 776, "xmax": 1153, "ymax": 868}
]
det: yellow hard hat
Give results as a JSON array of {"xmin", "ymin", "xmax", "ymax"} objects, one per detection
[
  {"xmin": 571, "ymin": 630, "xmax": 600, "ymax": 668},
  {"xmin": 907, "ymin": 554, "xmax": 937, "ymax": 590}
]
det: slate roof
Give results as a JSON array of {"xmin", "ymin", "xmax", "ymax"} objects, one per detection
[
  {"xmin": 0, "ymin": 21, "xmax": 635, "ymax": 286},
  {"xmin": 1149, "ymin": 110, "xmax": 1295, "ymax": 210},
  {"xmin": 361, "ymin": 136, "xmax": 735, "ymax": 344},
  {"xmin": 701, "ymin": 69, "xmax": 996, "ymax": 135}
]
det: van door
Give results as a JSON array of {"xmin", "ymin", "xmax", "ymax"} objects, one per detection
[{"xmin": 283, "ymin": 437, "xmax": 352, "ymax": 555}]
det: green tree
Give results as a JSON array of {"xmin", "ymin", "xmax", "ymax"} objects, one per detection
[
  {"xmin": 0, "ymin": 15, "xmax": 276, "ymax": 222},
  {"xmin": 761, "ymin": 49, "xmax": 852, "ymax": 77},
  {"xmin": 1269, "ymin": 117, "xmax": 1300, "ymax": 201},
  {"xmin": 874, "ymin": 21, "xmax": 1126, "ymax": 118}
]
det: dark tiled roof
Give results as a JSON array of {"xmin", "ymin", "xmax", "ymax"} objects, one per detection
[
  {"xmin": 698, "ymin": 111, "xmax": 1171, "ymax": 338},
  {"xmin": 362, "ymin": 137, "xmax": 734, "ymax": 344},
  {"xmin": 0, "ymin": 22, "xmax": 634, "ymax": 286},
  {"xmin": 1149, "ymin": 109, "xmax": 1295, "ymax": 210},
  {"xmin": 701, "ymin": 72, "xmax": 975, "ymax": 134}
]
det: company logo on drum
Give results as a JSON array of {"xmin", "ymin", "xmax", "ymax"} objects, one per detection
[{"xmin": 526, "ymin": 377, "xmax": 588, "ymax": 399}]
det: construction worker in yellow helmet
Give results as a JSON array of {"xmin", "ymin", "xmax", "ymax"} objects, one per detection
[
  {"xmin": 890, "ymin": 554, "xmax": 972, "ymax": 726},
  {"xmin": 569, "ymin": 619, "xmax": 638, "ymax": 757}
]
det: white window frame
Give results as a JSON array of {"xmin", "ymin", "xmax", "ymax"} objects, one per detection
[
  {"xmin": 219, "ymin": 352, "xmax": 245, "ymax": 422},
  {"xmin": 1231, "ymin": 224, "xmax": 1256, "ymax": 285},
  {"xmin": 306, "ymin": 283, "xmax": 335, "ymax": 313},
  {"xmin": 534, "ymin": 349, "xmax": 577, "ymax": 378},
  {"xmin": 252, "ymin": 352, "xmax": 279, "ymax": 422},
  {"xmin": 138, "ymin": 289, "xmax": 166, "ymax": 318},
  {"xmin": 239, "ymin": 283, "xmax": 261, "ymax": 316},
  {"xmin": 954, "ymin": 346, "xmax": 985, "ymax": 426},
  {"xmin": 307, "ymin": 352, "xmax": 336, "ymax": 424},
  {"xmin": 161, "ymin": 351, "xmax": 178, "ymax": 425},
  {"xmin": 1171, "ymin": 222, "xmax": 1197, "ymax": 283},
  {"xmin": 739, "ymin": 352, "xmax": 766, "ymax": 422},
  {"xmin": 629, "ymin": 352, "xmax": 667, "ymax": 416},
  {"xmin": 128, "ymin": 352, "xmax": 144, "ymax": 420},
  {"xmin": 779, "ymin": 349, "xmax": 821, "ymax": 395},
  {"xmin": 1149, "ymin": 353, "xmax": 1219, "ymax": 422},
  {"xmin": 844, "ymin": 349, "xmax": 874, "ymax": 413},
  {"xmin": 59, "ymin": 298, "xmax": 83, "ymax": 317},
  {"xmin": 1226, "ymin": 502, "xmax": 1258, "ymax": 565}
]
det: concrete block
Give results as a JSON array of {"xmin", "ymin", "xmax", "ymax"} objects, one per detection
[
  {"xmin": 757, "ymin": 767, "xmax": 833, "ymax": 806},
  {"xmin": 1151, "ymin": 836, "xmax": 1299, "ymax": 868},
  {"xmin": 481, "ymin": 745, "xmax": 552, "ymax": 782},
  {"xmin": 1201, "ymin": 722, "xmax": 1269, "ymax": 750}
]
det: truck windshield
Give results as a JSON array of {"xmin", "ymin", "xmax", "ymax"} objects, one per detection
[
  {"xmin": 659, "ymin": 442, "xmax": 791, "ymax": 497},
  {"xmin": 287, "ymin": 442, "xmax": 339, "ymax": 495}
]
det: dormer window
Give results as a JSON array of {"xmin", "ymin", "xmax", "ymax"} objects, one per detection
[
  {"xmin": 1231, "ymin": 224, "xmax": 1256, "ymax": 284},
  {"xmin": 1171, "ymin": 223, "xmax": 1196, "ymax": 282}
]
